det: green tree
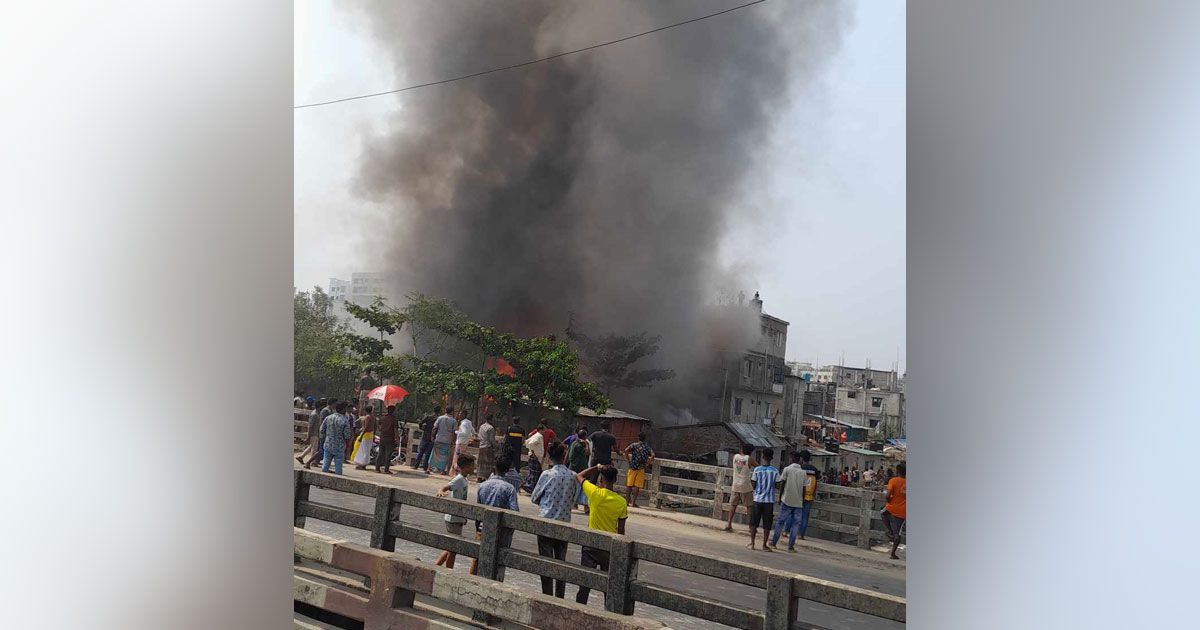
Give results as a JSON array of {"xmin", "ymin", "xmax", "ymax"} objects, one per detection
[
  {"xmin": 335, "ymin": 293, "xmax": 609, "ymax": 415},
  {"xmin": 294, "ymin": 287, "xmax": 357, "ymax": 398},
  {"xmin": 565, "ymin": 316, "xmax": 675, "ymax": 396}
]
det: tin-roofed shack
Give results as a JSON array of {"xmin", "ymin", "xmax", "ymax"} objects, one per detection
[
  {"xmin": 656, "ymin": 421, "xmax": 790, "ymax": 466},
  {"xmin": 507, "ymin": 402, "xmax": 652, "ymax": 451}
]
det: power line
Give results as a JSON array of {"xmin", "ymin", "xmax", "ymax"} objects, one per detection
[{"xmin": 295, "ymin": 0, "xmax": 768, "ymax": 110}]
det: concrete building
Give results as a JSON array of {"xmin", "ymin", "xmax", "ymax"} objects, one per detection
[
  {"xmin": 785, "ymin": 362, "xmax": 834, "ymax": 384},
  {"xmin": 828, "ymin": 365, "xmax": 899, "ymax": 390},
  {"xmin": 328, "ymin": 272, "xmax": 401, "ymax": 342},
  {"xmin": 329, "ymin": 277, "xmax": 350, "ymax": 303},
  {"xmin": 717, "ymin": 292, "xmax": 789, "ymax": 429},
  {"xmin": 329, "ymin": 272, "xmax": 390, "ymax": 306},
  {"xmin": 834, "ymin": 387, "xmax": 905, "ymax": 435},
  {"xmin": 781, "ymin": 373, "xmax": 805, "ymax": 438}
]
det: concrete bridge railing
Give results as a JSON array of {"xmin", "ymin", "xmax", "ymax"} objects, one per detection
[
  {"xmin": 294, "ymin": 469, "xmax": 906, "ymax": 629},
  {"xmin": 294, "ymin": 527, "xmax": 665, "ymax": 630}
]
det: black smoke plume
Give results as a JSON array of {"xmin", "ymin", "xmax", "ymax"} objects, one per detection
[{"xmin": 347, "ymin": 0, "xmax": 848, "ymax": 423}]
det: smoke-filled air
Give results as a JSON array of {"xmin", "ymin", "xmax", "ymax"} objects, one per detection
[{"xmin": 345, "ymin": 0, "xmax": 849, "ymax": 423}]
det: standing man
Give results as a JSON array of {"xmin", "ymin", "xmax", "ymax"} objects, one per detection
[
  {"xmin": 530, "ymin": 442, "xmax": 576, "ymax": 599},
  {"xmin": 621, "ymin": 433, "xmax": 654, "ymax": 508},
  {"xmin": 587, "ymin": 422, "xmax": 618, "ymax": 471},
  {"xmin": 724, "ymin": 444, "xmax": 757, "ymax": 532},
  {"xmin": 747, "ymin": 449, "xmax": 779, "ymax": 551},
  {"xmin": 475, "ymin": 414, "xmax": 498, "ymax": 482},
  {"xmin": 862, "ymin": 465, "xmax": 875, "ymax": 487},
  {"xmin": 319, "ymin": 402, "xmax": 355, "ymax": 475},
  {"xmin": 521, "ymin": 429, "xmax": 546, "ymax": 493},
  {"xmin": 472, "ymin": 457, "xmax": 520, "ymax": 579},
  {"xmin": 451, "ymin": 408, "xmax": 474, "ymax": 475},
  {"xmin": 297, "ymin": 397, "xmax": 326, "ymax": 468},
  {"xmin": 573, "ymin": 464, "xmax": 628, "ymax": 606},
  {"xmin": 771, "ymin": 450, "xmax": 820, "ymax": 551},
  {"xmin": 356, "ymin": 370, "xmax": 376, "ymax": 411},
  {"xmin": 503, "ymin": 417, "xmax": 525, "ymax": 467},
  {"xmin": 431, "ymin": 406, "xmax": 457, "ymax": 475},
  {"xmin": 533, "ymin": 419, "xmax": 557, "ymax": 443},
  {"xmin": 567, "ymin": 428, "xmax": 590, "ymax": 512},
  {"xmin": 374, "ymin": 405, "xmax": 400, "ymax": 474},
  {"xmin": 882, "ymin": 463, "xmax": 906, "ymax": 559},
  {"xmin": 351, "ymin": 405, "xmax": 376, "ymax": 470},
  {"xmin": 412, "ymin": 409, "xmax": 438, "ymax": 472},
  {"xmin": 562, "ymin": 425, "xmax": 584, "ymax": 449}
]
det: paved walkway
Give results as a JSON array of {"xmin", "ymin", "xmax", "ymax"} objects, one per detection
[{"xmin": 296, "ymin": 461, "xmax": 905, "ymax": 629}]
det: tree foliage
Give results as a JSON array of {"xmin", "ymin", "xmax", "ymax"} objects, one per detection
[
  {"xmin": 294, "ymin": 288, "xmax": 357, "ymax": 398},
  {"xmin": 565, "ymin": 316, "xmax": 675, "ymax": 395},
  {"xmin": 333, "ymin": 294, "xmax": 609, "ymax": 414}
]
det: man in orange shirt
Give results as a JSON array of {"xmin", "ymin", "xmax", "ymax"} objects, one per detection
[{"xmin": 883, "ymin": 462, "xmax": 906, "ymax": 559}]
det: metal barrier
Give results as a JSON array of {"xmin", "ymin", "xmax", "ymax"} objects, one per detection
[
  {"xmin": 294, "ymin": 527, "xmax": 665, "ymax": 629},
  {"xmin": 293, "ymin": 469, "xmax": 905, "ymax": 629}
]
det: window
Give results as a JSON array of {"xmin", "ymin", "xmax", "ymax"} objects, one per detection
[
  {"xmin": 743, "ymin": 359, "xmax": 752, "ymax": 379},
  {"xmin": 847, "ymin": 391, "xmax": 858, "ymax": 399},
  {"xmin": 872, "ymin": 397, "xmax": 883, "ymax": 408},
  {"xmin": 734, "ymin": 398, "xmax": 743, "ymax": 415}
]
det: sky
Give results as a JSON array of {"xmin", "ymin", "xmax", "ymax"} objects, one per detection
[{"xmin": 294, "ymin": 0, "xmax": 905, "ymax": 373}]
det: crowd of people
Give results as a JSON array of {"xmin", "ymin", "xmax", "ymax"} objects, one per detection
[
  {"xmin": 727, "ymin": 445, "xmax": 907, "ymax": 558},
  {"xmin": 822, "ymin": 463, "xmax": 901, "ymax": 488},
  {"xmin": 294, "ymin": 390, "xmax": 906, "ymax": 583},
  {"xmin": 294, "ymin": 392, "xmax": 403, "ymax": 475}
]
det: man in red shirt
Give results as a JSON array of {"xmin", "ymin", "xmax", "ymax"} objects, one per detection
[{"xmin": 531, "ymin": 419, "xmax": 557, "ymax": 443}]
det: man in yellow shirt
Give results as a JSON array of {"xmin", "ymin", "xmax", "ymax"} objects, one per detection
[{"xmin": 573, "ymin": 463, "xmax": 628, "ymax": 605}]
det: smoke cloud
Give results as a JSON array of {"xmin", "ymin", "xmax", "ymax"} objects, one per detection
[{"xmin": 346, "ymin": 0, "xmax": 848, "ymax": 421}]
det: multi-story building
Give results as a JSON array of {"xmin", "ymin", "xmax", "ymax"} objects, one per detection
[
  {"xmin": 834, "ymin": 387, "xmax": 905, "ymax": 435},
  {"xmin": 828, "ymin": 365, "xmax": 899, "ymax": 390},
  {"xmin": 329, "ymin": 273, "xmax": 390, "ymax": 306},
  {"xmin": 328, "ymin": 272, "xmax": 399, "ymax": 339},
  {"xmin": 717, "ymin": 292, "xmax": 789, "ymax": 428},
  {"xmin": 328, "ymin": 277, "xmax": 350, "ymax": 303}
]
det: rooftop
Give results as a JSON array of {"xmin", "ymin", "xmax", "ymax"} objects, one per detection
[{"xmin": 576, "ymin": 407, "xmax": 650, "ymax": 422}]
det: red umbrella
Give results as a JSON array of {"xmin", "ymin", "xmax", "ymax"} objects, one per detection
[{"xmin": 367, "ymin": 384, "xmax": 409, "ymax": 405}]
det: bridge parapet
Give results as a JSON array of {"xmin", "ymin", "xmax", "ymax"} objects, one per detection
[{"xmin": 294, "ymin": 469, "xmax": 906, "ymax": 629}]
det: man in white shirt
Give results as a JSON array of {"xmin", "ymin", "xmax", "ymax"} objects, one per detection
[
  {"xmin": 724, "ymin": 443, "xmax": 757, "ymax": 532},
  {"xmin": 452, "ymin": 408, "xmax": 475, "ymax": 475}
]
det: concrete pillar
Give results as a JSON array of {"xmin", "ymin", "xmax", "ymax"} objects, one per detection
[
  {"xmin": 293, "ymin": 469, "xmax": 309, "ymax": 529},
  {"xmin": 605, "ymin": 539, "xmax": 637, "ymax": 615},
  {"xmin": 370, "ymin": 486, "xmax": 396, "ymax": 552},
  {"xmin": 856, "ymin": 489, "xmax": 874, "ymax": 549},
  {"xmin": 764, "ymin": 574, "xmax": 797, "ymax": 629}
]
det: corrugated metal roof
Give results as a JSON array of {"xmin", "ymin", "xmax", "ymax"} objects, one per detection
[
  {"xmin": 806, "ymin": 448, "xmax": 838, "ymax": 457},
  {"xmin": 838, "ymin": 445, "xmax": 884, "ymax": 456},
  {"xmin": 724, "ymin": 422, "xmax": 790, "ymax": 449},
  {"xmin": 576, "ymin": 407, "xmax": 650, "ymax": 422},
  {"xmin": 827, "ymin": 417, "xmax": 871, "ymax": 430}
]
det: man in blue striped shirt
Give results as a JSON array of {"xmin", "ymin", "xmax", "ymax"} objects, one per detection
[
  {"xmin": 748, "ymin": 448, "xmax": 779, "ymax": 551},
  {"xmin": 531, "ymin": 441, "xmax": 576, "ymax": 598}
]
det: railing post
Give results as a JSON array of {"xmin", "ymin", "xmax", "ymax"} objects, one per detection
[
  {"xmin": 648, "ymin": 464, "xmax": 661, "ymax": 509},
  {"xmin": 472, "ymin": 509, "xmax": 509, "ymax": 625},
  {"xmin": 293, "ymin": 469, "xmax": 309, "ymax": 529},
  {"xmin": 856, "ymin": 488, "xmax": 874, "ymax": 549},
  {"xmin": 475, "ymin": 510, "xmax": 506, "ymax": 581},
  {"xmin": 765, "ymin": 573, "xmax": 798, "ymax": 630},
  {"xmin": 711, "ymin": 469, "xmax": 726, "ymax": 520},
  {"xmin": 606, "ymin": 539, "xmax": 637, "ymax": 615},
  {"xmin": 370, "ymin": 486, "xmax": 397, "ymax": 552}
]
